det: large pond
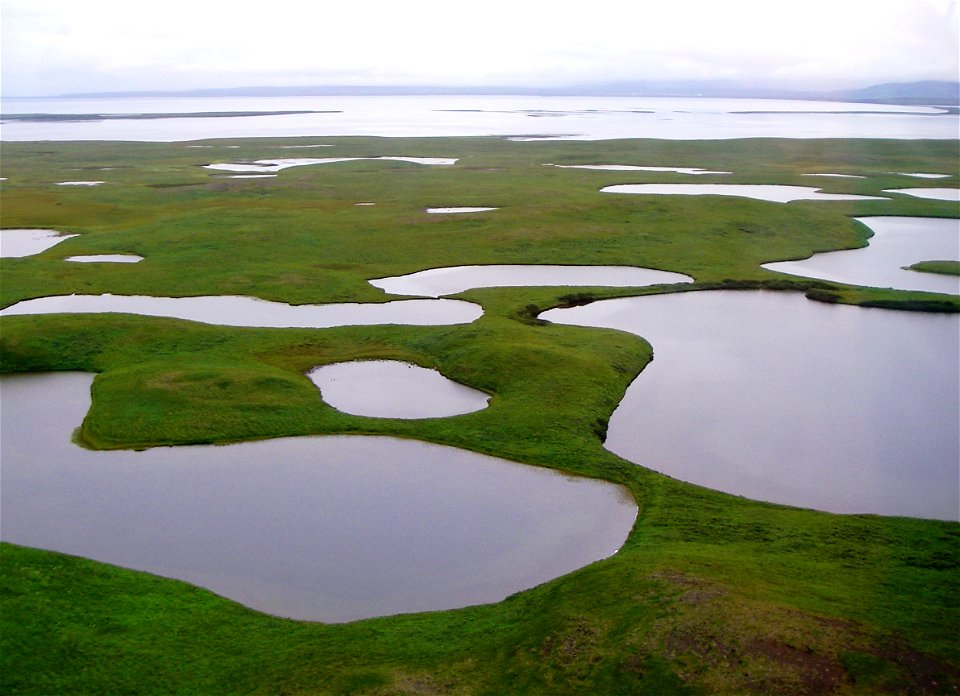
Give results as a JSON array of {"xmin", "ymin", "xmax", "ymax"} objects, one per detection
[
  {"xmin": 370, "ymin": 264, "xmax": 693, "ymax": 298},
  {"xmin": 0, "ymin": 293, "xmax": 482, "ymax": 328},
  {"xmin": 307, "ymin": 360, "xmax": 490, "ymax": 418},
  {"xmin": 542, "ymin": 291, "xmax": 959, "ymax": 520},
  {"xmin": 0, "ymin": 372, "xmax": 637, "ymax": 623},
  {"xmin": 763, "ymin": 217, "xmax": 960, "ymax": 294}
]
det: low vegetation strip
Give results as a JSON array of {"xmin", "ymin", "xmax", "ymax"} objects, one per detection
[{"xmin": 905, "ymin": 259, "xmax": 960, "ymax": 275}]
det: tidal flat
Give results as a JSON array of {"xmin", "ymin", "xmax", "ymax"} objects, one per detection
[{"xmin": 1, "ymin": 135, "xmax": 958, "ymax": 695}]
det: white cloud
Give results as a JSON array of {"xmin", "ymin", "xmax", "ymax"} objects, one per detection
[{"xmin": 2, "ymin": 0, "xmax": 957, "ymax": 95}]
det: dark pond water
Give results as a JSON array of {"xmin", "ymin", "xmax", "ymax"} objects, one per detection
[
  {"xmin": 543, "ymin": 291, "xmax": 959, "ymax": 520},
  {"xmin": 0, "ymin": 372, "xmax": 637, "ymax": 622}
]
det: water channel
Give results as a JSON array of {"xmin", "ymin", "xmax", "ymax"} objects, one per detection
[
  {"xmin": 0, "ymin": 293, "xmax": 483, "ymax": 328},
  {"xmin": 763, "ymin": 217, "xmax": 960, "ymax": 295}
]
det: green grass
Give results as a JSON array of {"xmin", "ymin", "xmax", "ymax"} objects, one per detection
[
  {"xmin": 1, "ymin": 136, "xmax": 958, "ymax": 694},
  {"xmin": 905, "ymin": 260, "xmax": 960, "ymax": 276}
]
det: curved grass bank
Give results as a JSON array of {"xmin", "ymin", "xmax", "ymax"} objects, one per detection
[{"xmin": 1, "ymin": 136, "xmax": 958, "ymax": 694}]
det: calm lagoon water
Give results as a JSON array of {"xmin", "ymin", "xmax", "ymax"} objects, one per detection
[
  {"xmin": 542, "ymin": 291, "xmax": 959, "ymax": 520},
  {"xmin": 0, "ymin": 372, "xmax": 637, "ymax": 622},
  {"xmin": 370, "ymin": 264, "xmax": 693, "ymax": 298},
  {"xmin": 2, "ymin": 95, "xmax": 956, "ymax": 141},
  {"xmin": 307, "ymin": 360, "xmax": 489, "ymax": 418},
  {"xmin": 763, "ymin": 217, "xmax": 960, "ymax": 294},
  {"xmin": 0, "ymin": 293, "xmax": 482, "ymax": 328}
]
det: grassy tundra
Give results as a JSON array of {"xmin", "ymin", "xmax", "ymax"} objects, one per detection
[{"xmin": 1, "ymin": 136, "xmax": 958, "ymax": 694}]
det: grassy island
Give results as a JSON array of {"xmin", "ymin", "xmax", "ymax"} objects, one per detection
[{"xmin": 1, "ymin": 136, "xmax": 958, "ymax": 694}]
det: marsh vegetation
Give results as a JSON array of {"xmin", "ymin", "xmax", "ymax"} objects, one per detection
[{"xmin": 1, "ymin": 135, "xmax": 958, "ymax": 694}]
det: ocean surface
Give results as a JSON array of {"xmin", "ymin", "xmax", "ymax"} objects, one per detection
[{"xmin": 1, "ymin": 95, "xmax": 957, "ymax": 141}]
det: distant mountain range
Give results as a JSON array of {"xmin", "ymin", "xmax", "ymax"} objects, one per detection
[{"xmin": 58, "ymin": 80, "xmax": 959, "ymax": 105}]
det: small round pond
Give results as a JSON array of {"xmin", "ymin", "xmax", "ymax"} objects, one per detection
[
  {"xmin": 763, "ymin": 217, "xmax": 960, "ymax": 295},
  {"xmin": 0, "ymin": 293, "xmax": 482, "ymax": 328},
  {"xmin": 308, "ymin": 360, "xmax": 489, "ymax": 418},
  {"xmin": 0, "ymin": 372, "xmax": 637, "ymax": 623},
  {"xmin": 542, "ymin": 290, "xmax": 959, "ymax": 520},
  {"xmin": 370, "ymin": 264, "xmax": 693, "ymax": 298}
]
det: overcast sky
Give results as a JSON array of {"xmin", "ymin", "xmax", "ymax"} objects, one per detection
[{"xmin": 2, "ymin": 0, "xmax": 958, "ymax": 97}]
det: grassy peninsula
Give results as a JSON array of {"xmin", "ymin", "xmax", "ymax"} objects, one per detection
[
  {"xmin": 905, "ymin": 260, "xmax": 960, "ymax": 276},
  {"xmin": 1, "ymin": 136, "xmax": 958, "ymax": 694}
]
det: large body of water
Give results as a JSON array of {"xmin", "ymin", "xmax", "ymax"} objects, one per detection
[
  {"xmin": 2, "ymin": 95, "xmax": 957, "ymax": 141},
  {"xmin": 543, "ymin": 291, "xmax": 960, "ymax": 520},
  {"xmin": 0, "ymin": 372, "xmax": 636, "ymax": 622}
]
